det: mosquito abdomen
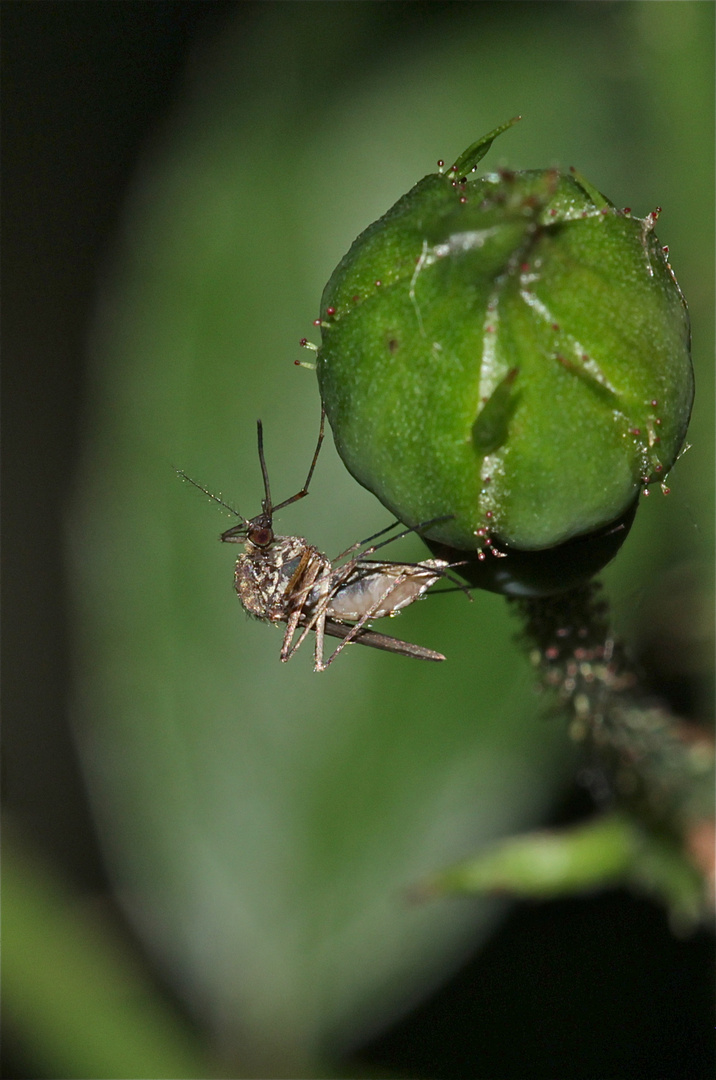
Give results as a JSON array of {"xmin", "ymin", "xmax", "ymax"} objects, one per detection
[{"xmin": 324, "ymin": 561, "xmax": 448, "ymax": 621}]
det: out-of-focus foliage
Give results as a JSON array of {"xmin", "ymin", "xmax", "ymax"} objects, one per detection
[
  {"xmin": 43, "ymin": 3, "xmax": 713, "ymax": 1077},
  {"xmin": 2, "ymin": 831, "xmax": 214, "ymax": 1080}
]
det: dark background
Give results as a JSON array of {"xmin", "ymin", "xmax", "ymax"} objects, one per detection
[{"xmin": 3, "ymin": 4, "xmax": 713, "ymax": 1078}]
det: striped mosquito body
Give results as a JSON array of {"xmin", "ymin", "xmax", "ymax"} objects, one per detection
[{"xmin": 180, "ymin": 412, "xmax": 455, "ymax": 671}]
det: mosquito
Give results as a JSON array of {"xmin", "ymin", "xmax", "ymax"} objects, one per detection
[{"xmin": 178, "ymin": 411, "xmax": 461, "ymax": 670}]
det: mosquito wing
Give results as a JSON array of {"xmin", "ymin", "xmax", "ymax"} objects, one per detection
[{"xmin": 322, "ymin": 618, "xmax": 445, "ymax": 662}]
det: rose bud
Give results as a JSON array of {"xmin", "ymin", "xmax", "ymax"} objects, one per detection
[{"xmin": 316, "ymin": 120, "xmax": 693, "ymax": 595}]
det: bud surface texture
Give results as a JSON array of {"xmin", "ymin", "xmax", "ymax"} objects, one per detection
[{"xmin": 317, "ymin": 124, "xmax": 693, "ymax": 558}]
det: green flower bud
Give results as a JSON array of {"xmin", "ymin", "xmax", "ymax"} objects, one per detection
[{"xmin": 316, "ymin": 121, "xmax": 693, "ymax": 592}]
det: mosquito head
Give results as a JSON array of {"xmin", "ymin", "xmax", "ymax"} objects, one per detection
[
  {"xmin": 190, "ymin": 410, "xmax": 325, "ymax": 549},
  {"xmin": 215, "ymin": 421, "xmax": 281, "ymax": 547},
  {"xmin": 221, "ymin": 511, "xmax": 274, "ymax": 548},
  {"xmin": 203, "ymin": 420, "xmax": 277, "ymax": 547},
  {"xmin": 222, "ymin": 420, "xmax": 277, "ymax": 548}
]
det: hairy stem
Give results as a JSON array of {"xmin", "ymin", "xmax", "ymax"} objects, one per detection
[{"xmin": 512, "ymin": 582, "xmax": 715, "ymax": 909}]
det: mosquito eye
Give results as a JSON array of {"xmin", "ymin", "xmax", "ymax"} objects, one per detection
[{"xmin": 250, "ymin": 526, "xmax": 273, "ymax": 546}]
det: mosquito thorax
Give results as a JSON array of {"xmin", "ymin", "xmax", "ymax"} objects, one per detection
[{"xmin": 234, "ymin": 531, "xmax": 319, "ymax": 623}]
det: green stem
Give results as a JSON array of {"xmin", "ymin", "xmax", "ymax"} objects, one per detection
[{"xmin": 512, "ymin": 582, "xmax": 715, "ymax": 913}]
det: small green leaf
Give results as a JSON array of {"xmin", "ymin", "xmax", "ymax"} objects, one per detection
[
  {"xmin": 416, "ymin": 813, "xmax": 638, "ymax": 899},
  {"xmin": 449, "ymin": 115, "xmax": 521, "ymax": 176},
  {"xmin": 415, "ymin": 811, "xmax": 709, "ymax": 929}
]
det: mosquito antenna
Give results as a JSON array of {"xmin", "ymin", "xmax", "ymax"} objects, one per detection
[
  {"xmin": 176, "ymin": 470, "xmax": 246, "ymax": 521},
  {"xmin": 270, "ymin": 406, "xmax": 326, "ymax": 514}
]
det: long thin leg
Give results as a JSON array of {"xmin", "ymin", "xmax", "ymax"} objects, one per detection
[
  {"xmin": 271, "ymin": 407, "xmax": 326, "ymax": 514},
  {"xmin": 280, "ymin": 555, "xmax": 326, "ymax": 662},
  {"xmin": 335, "ymin": 513, "xmax": 471, "ymax": 598},
  {"xmin": 313, "ymin": 606, "xmax": 328, "ymax": 672},
  {"xmin": 286, "ymin": 561, "xmax": 332, "ymax": 667},
  {"xmin": 332, "ymin": 514, "xmax": 452, "ymax": 563},
  {"xmin": 331, "ymin": 520, "xmax": 409, "ymax": 563},
  {"xmin": 321, "ymin": 572, "xmax": 411, "ymax": 668}
]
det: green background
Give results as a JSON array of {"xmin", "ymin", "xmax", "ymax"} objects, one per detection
[{"xmin": 4, "ymin": 3, "xmax": 714, "ymax": 1078}]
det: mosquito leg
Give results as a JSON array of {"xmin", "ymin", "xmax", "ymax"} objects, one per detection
[
  {"xmin": 355, "ymin": 516, "xmax": 455, "ymax": 562},
  {"xmin": 322, "ymin": 573, "xmax": 410, "ymax": 668},
  {"xmin": 280, "ymin": 557, "xmax": 325, "ymax": 662},
  {"xmin": 436, "ymin": 571, "xmax": 474, "ymax": 599},
  {"xmin": 313, "ymin": 609, "xmax": 328, "ymax": 673},
  {"xmin": 332, "ymin": 514, "xmax": 454, "ymax": 565},
  {"xmin": 270, "ymin": 407, "xmax": 326, "ymax": 514},
  {"xmin": 285, "ymin": 599, "xmax": 323, "ymax": 662},
  {"xmin": 280, "ymin": 605, "xmax": 308, "ymax": 663},
  {"xmin": 255, "ymin": 419, "xmax": 272, "ymax": 515},
  {"xmin": 332, "ymin": 520, "xmax": 407, "ymax": 562},
  {"xmin": 300, "ymin": 405, "xmax": 325, "ymax": 496},
  {"xmin": 281, "ymin": 559, "xmax": 331, "ymax": 663}
]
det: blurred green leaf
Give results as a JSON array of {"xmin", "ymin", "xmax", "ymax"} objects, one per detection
[
  {"xmin": 2, "ymin": 830, "xmax": 216, "ymax": 1080},
  {"xmin": 415, "ymin": 810, "xmax": 708, "ymax": 931}
]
